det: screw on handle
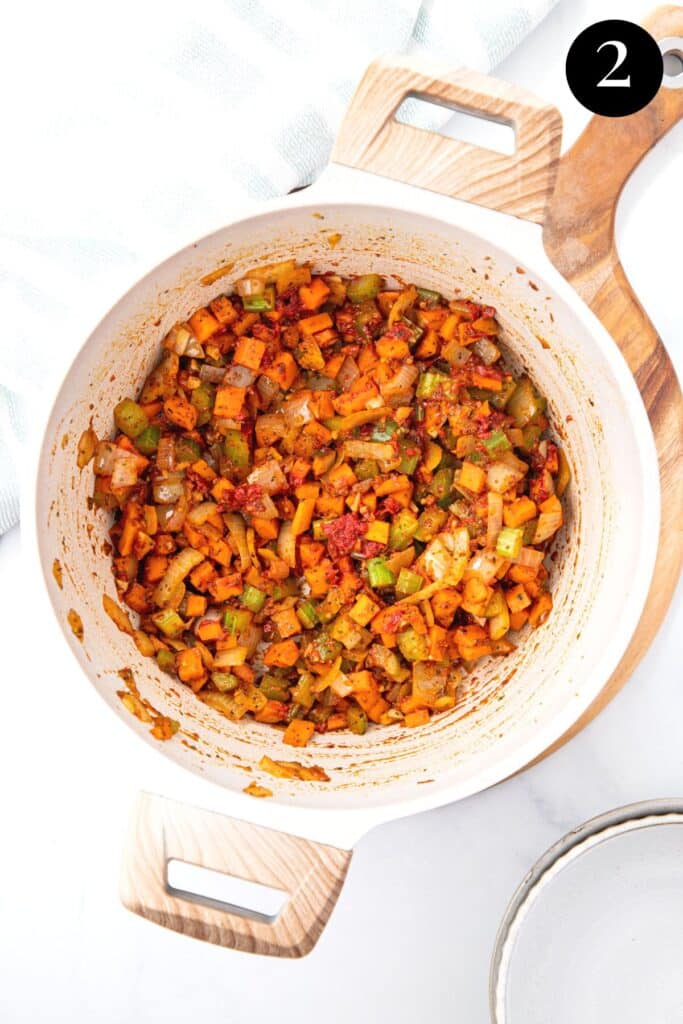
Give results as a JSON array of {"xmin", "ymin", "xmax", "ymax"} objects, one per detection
[
  {"xmin": 120, "ymin": 792, "xmax": 352, "ymax": 957},
  {"xmin": 332, "ymin": 57, "xmax": 563, "ymax": 224}
]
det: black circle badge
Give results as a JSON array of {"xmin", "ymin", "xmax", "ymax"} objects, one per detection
[{"xmin": 566, "ymin": 19, "xmax": 663, "ymax": 117}]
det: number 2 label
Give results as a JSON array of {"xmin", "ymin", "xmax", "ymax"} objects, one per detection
[{"xmin": 597, "ymin": 40, "xmax": 631, "ymax": 87}]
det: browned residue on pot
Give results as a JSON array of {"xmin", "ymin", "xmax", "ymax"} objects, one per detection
[
  {"xmin": 243, "ymin": 782, "xmax": 273, "ymax": 798},
  {"xmin": 67, "ymin": 608, "xmax": 83, "ymax": 641},
  {"xmin": 116, "ymin": 667, "xmax": 180, "ymax": 742},
  {"xmin": 52, "ymin": 559, "xmax": 63, "ymax": 589}
]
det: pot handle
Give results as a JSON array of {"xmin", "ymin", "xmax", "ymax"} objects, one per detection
[
  {"xmin": 332, "ymin": 57, "xmax": 562, "ymax": 224},
  {"xmin": 120, "ymin": 792, "xmax": 352, "ymax": 957}
]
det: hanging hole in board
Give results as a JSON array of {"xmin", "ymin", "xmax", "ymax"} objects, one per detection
[
  {"xmin": 659, "ymin": 38, "xmax": 683, "ymax": 88},
  {"xmin": 166, "ymin": 858, "xmax": 288, "ymax": 923},
  {"xmin": 394, "ymin": 93, "xmax": 516, "ymax": 156}
]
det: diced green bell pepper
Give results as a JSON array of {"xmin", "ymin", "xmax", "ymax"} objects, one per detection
[
  {"xmin": 371, "ymin": 419, "xmax": 399, "ymax": 442},
  {"xmin": 291, "ymin": 673, "xmax": 314, "ymax": 710},
  {"xmin": 414, "ymin": 506, "xmax": 447, "ymax": 542},
  {"xmin": 175, "ymin": 435, "xmax": 202, "ymax": 464},
  {"xmin": 397, "ymin": 436, "xmax": 421, "ymax": 475},
  {"xmin": 114, "ymin": 398, "xmax": 149, "ymax": 439},
  {"xmin": 259, "ymin": 674, "xmax": 291, "ymax": 701},
  {"xmin": 367, "ymin": 557, "xmax": 396, "ymax": 588},
  {"xmin": 136, "ymin": 425, "xmax": 161, "ymax": 456},
  {"xmin": 355, "ymin": 459, "xmax": 379, "ymax": 481},
  {"xmin": 347, "ymin": 704, "xmax": 368, "ymax": 734},
  {"xmin": 396, "ymin": 568, "xmax": 424, "ymax": 596},
  {"xmin": 212, "ymin": 671, "xmax": 240, "ymax": 692},
  {"xmin": 430, "ymin": 466, "xmax": 454, "ymax": 502},
  {"xmin": 156, "ymin": 648, "xmax": 176, "ymax": 674},
  {"xmin": 496, "ymin": 526, "xmax": 523, "ymax": 559},
  {"xmin": 191, "ymin": 382, "xmax": 215, "ymax": 426},
  {"xmin": 483, "ymin": 429, "xmax": 511, "ymax": 453},
  {"xmin": 347, "ymin": 274, "xmax": 382, "ymax": 303},
  {"xmin": 223, "ymin": 429, "xmax": 250, "ymax": 476},
  {"xmin": 389, "ymin": 509, "xmax": 419, "ymax": 551},
  {"xmin": 397, "ymin": 627, "xmax": 429, "ymax": 662},
  {"xmin": 506, "ymin": 377, "xmax": 547, "ymax": 427},
  {"xmin": 416, "ymin": 286, "xmax": 442, "ymax": 305}
]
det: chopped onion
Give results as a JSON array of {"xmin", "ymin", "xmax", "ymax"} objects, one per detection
[
  {"xmin": 111, "ymin": 452, "xmax": 141, "ymax": 490},
  {"xmin": 412, "ymin": 662, "xmax": 447, "ymax": 705},
  {"xmin": 337, "ymin": 355, "xmax": 360, "ymax": 391},
  {"xmin": 163, "ymin": 322, "xmax": 194, "ymax": 356},
  {"xmin": 153, "ymin": 473, "xmax": 185, "ymax": 504},
  {"xmin": 187, "ymin": 501, "xmax": 218, "ymax": 526},
  {"xmin": 473, "ymin": 337, "xmax": 501, "ymax": 365},
  {"xmin": 381, "ymin": 363, "xmax": 419, "ymax": 398},
  {"xmin": 255, "ymin": 412, "xmax": 285, "ymax": 446},
  {"xmin": 154, "ymin": 547, "xmax": 205, "ymax": 608},
  {"xmin": 199, "ymin": 363, "xmax": 226, "ymax": 384},
  {"xmin": 514, "ymin": 546, "xmax": 545, "ymax": 568},
  {"xmin": 223, "ymin": 364, "xmax": 257, "ymax": 388},
  {"xmin": 487, "ymin": 491, "xmax": 503, "ymax": 548},
  {"xmin": 343, "ymin": 439, "xmax": 394, "ymax": 461},
  {"xmin": 156, "ymin": 435, "xmax": 176, "ymax": 472},
  {"xmin": 236, "ymin": 277, "xmax": 265, "ymax": 298},
  {"xmin": 307, "ymin": 374, "xmax": 336, "ymax": 391},
  {"xmin": 254, "ymin": 492, "xmax": 279, "ymax": 519},
  {"xmin": 224, "ymin": 513, "xmax": 250, "ymax": 571},
  {"xmin": 93, "ymin": 441, "xmax": 119, "ymax": 476},
  {"xmin": 282, "ymin": 393, "xmax": 314, "ymax": 430},
  {"xmin": 277, "ymin": 521, "xmax": 297, "ymax": 569},
  {"xmin": 330, "ymin": 673, "xmax": 353, "ymax": 698},
  {"xmin": 533, "ymin": 512, "xmax": 562, "ymax": 544},
  {"xmin": 256, "ymin": 374, "xmax": 280, "ymax": 406},
  {"xmin": 165, "ymin": 494, "xmax": 188, "ymax": 532},
  {"xmin": 487, "ymin": 461, "xmax": 525, "ymax": 494},
  {"xmin": 247, "ymin": 458, "xmax": 288, "ymax": 494},
  {"xmin": 466, "ymin": 551, "xmax": 505, "ymax": 585}
]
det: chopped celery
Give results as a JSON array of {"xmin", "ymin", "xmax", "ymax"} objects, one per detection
[
  {"xmin": 489, "ymin": 377, "xmax": 517, "ymax": 410},
  {"xmin": 367, "ymin": 557, "xmax": 396, "ymax": 588},
  {"xmin": 291, "ymin": 673, "xmax": 314, "ymax": 710},
  {"xmin": 317, "ymin": 590, "xmax": 345, "ymax": 624},
  {"xmin": 371, "ymin": 419, "xmax": 398, "ymax": 442},
  {"xmin": 556, "ymin": 447, "xmax": 571, "ymax": 496},
  {"xmin": 347, "ymin": 274, "xmax": 382, "ymax": 303},
  {"xmin": 400, "ymin": 316, "xmax": 424, "ymax": 346},
  {"xmin": 322, "ymin": 416, "xmax": 345, "ymax": 433},
  {"xmin": 414, "ymin": 507, "xmax": 447, "ymax": 542},
  {"xmin": 389, "ymin": 509, "xmax": 419, "ymax": 551},
  {"xmin": 241, "ymin": 584, "xmax": 266, "ymax": 612},
  {"xmin": 396, "ymin": 568, "xmax": 424, "ymax": 596},
  {"xmin": 151, "ymin": 609, "xmax": 185, "ymax": 638},
  {"xmin": 506, "ymin": 377, "xmax": 546, "ymax": 427},
  {"xmin": 114, "ymin": 398, "xmax": 149, "ymax": 439},
  {"xmin": 429, "ymin": 466, "xmax": 454, "ymax": 502},
  {"xmin": 397, "ymin": 436, "xmax": 421, "ymax": 475},
  {"xmin": 259, "ymin": 674, "xmax": 291, "ymax": 701},
  {"xmin": 355, "ymin": 459, "xmax": 379, "ymax": 481},
  {"xmin": 212, "ymin": 671, "xmax": 240, "ymax": 692},
  {"xmin": 483, "ymin": 429, "xmax": 511, "ymax": 453},
  {"xmin": 347, "ymin": 705, "xmax": 368, "ymax": 735},
  {"xmin": 175, "ymin": 435, "xmax": 202, "ymax": 464},
  {"xmin": 136, "ymin": 425, "xmax": 161, "ymax": 455},
  {"xmin": 191, "ymin": 382, "xmax": 215, "ymax": 426},
  {"xmin": 223, "ymin": 429, "xmax": 250, "ymax": 472},
  {"xmin": 297, "ymin": 600, "xmax": 319, "ymax": 629},
  {"xmin": 520, "ymin": 425, "xmax": 543, "ymax": 451},
  {"xmin": 223, "ymin": 608, "xmax": 252, "ymax": 634},
  {"xmin": 496, "ymin": 526, "xmax": 523, "ymax": 559},
  {"xmin": 271, "ymin": 577, "xmax": 299, "ymax": 600},
  {"xmin": 417, "ymin": 286, "xmax": 442, "ymax": 305},
  {"xmin": 416, "ymin": 371, "xmax": 448, "ymax": 399},
  {"xmin": 156, "ymin": 648, "xmax": 176, "ymax": 673},
  {"xmin": 397, "ymin": 627, "xmax": 429, "ymax": 662},
  {"xmin": 243, "ymin": 286, "xmax": 275, "ymax": 312}
]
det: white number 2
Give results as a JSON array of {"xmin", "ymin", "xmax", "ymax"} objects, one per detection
[{"xmin": 597, "ymin": 40, "xmax": 631, "ymax": 87}]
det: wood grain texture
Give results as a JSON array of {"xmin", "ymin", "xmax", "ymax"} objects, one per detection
[
  {"xmin": 120, "ymin": 793, "xmax": 351, "ymax": 957},
  {"xmin": 332, "ymin": 58, "xmax": 562, "ymax": 223},
  {"xmin": 540, "ymin": 5, "xmax": 683, "ymax": 753}
]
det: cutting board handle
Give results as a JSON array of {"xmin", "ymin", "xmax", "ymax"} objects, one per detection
[
  {"xmin": 539, "ymin": 4, "xmax": 683, "ymax": 751},
  {"xmin": 332, "ymin": 57, "xmax": 562, "ymax": 224},
  {"xmin": 120, "ymin": 792, "xmax": 351, "ymax": 957}
]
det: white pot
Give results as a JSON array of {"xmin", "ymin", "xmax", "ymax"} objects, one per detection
[{"xmin": 30, "ymin": 62, "xmax": 660, "ymax": 956}]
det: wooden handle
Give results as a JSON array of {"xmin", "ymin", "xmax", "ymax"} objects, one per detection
[
  {"xmin": 120, "ymin": 793, "xmax": 351, "ymax": 957},
  {"xmin": 541, "ymin": 5, "xmax": 683, "ymax": 751},
  {"xmin": 332, "ymin": 57, "xmax": 562, "ymax": 223}
]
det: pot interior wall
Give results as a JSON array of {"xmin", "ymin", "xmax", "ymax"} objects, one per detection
[{"xmin": 38, "ymin": 203, "xmax": 651, "ymax": 810}]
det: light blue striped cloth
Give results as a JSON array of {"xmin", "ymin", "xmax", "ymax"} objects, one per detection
[{"xmin": 0, "ymin": 0, "xmax": 556, "ymax": 534}]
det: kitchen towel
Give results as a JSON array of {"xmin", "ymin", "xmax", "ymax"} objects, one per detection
[{"xmin": 0, "ymin": 0, "xmax": 557, "ymax": 534}]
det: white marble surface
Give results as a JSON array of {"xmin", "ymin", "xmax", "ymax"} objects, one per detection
[{"xmin": 1, "ymin": 0, "xmax": 681, "ymax": 1020}]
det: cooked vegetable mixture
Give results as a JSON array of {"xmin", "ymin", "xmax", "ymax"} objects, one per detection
[{"xmin": 88, "ymin": 260, "xmax": 569, "ymax": 745}]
